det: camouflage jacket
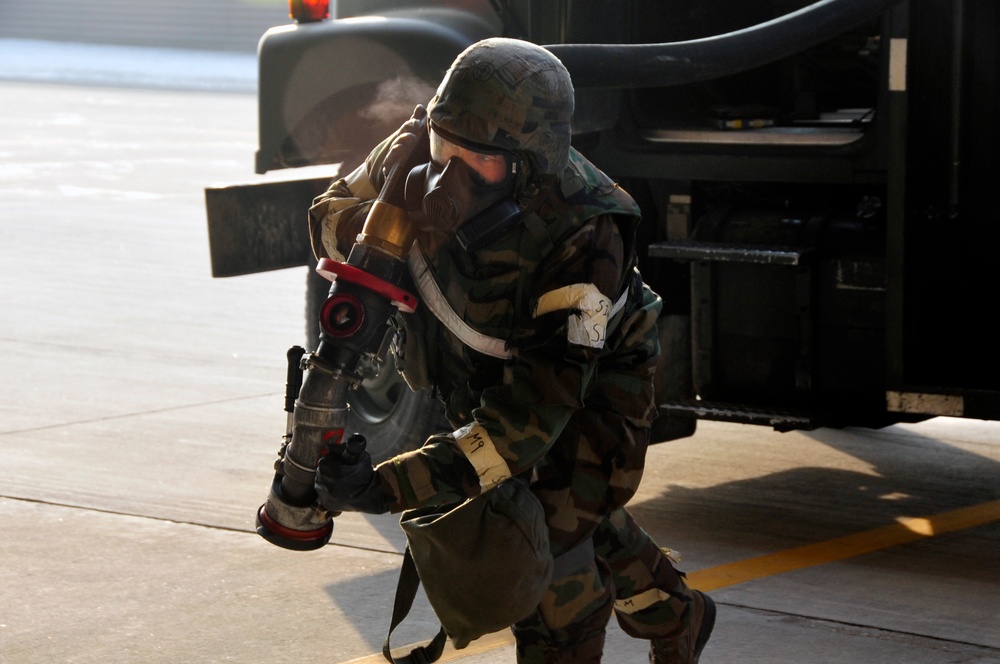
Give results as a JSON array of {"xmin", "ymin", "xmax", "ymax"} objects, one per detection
[{"xmin": 309, "ymin": 136, "xmax": 662, "ymax": 512}]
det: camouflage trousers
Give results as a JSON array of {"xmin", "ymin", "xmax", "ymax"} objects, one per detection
[{"xmin": 512, "ymin": 404, "xmax": 694, "ymax": 663}]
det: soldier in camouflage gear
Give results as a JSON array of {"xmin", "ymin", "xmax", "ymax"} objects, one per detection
[{"xmin": 309, "ymin": 38, "xmax": 715, "ymax": 663}]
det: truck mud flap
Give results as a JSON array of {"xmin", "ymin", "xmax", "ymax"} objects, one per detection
[{"xmin": 205, "ymin": 176, "xmax": 334, "ymax": 277}]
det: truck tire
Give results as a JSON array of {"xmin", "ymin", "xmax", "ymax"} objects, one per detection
[
  {"xmin": 306, "ymin": 264, "xmax": 446, "ymax": 463},
  {"xmin": 649, "ymin": 313, "xmax": 697, "ymax": 443},
  {"xmin": 345, "ymin": 360, "xmax": 450, "ymax": 463}
]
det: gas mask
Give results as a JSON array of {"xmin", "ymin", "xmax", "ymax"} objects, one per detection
[{"xmin": 404, "ymin": 153, "xmax": 523, "ymax": 251}]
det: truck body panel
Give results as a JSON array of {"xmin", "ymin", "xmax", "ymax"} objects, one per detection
[{"xmin": 206, "ymin": 0, "xmax": 1000, "ymax": 451}]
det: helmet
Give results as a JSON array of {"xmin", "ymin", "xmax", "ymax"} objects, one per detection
[{"xmin": 427, "ymin": 38, "xmax": 575, "ymax": 177}]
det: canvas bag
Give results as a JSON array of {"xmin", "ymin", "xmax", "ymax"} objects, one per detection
[{"xmin": 383, "ymin": 476, "xmax": 553, "ymax": 662}]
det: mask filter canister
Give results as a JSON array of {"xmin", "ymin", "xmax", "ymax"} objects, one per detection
[{"xmin": 405, "ymin": 156, "xmax": 522, "ymax": 248}]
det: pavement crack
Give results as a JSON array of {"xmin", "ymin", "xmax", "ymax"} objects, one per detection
[
  {"xmin": 0, "ymin": 494, "xmax": 403, "ymax": 557},
  {"xmin": 0, "ymin": 393, "xmax": 280, "ymax": 436},
  {"xmin": 720, "ymin": 601, "xmax": 1000, "ymax": 653}
]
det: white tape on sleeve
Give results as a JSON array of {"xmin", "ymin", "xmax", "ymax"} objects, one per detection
[
  {"xmin": 614, "ymin": 588, "xmax": 672, "ymax": 615},
  {"xmin": 534, "ymin": 283, "xmax": 613, "ymax": 349},
  {"xmin": 453, "ymin": 422, "xmax": 511, "ymax": 489}
]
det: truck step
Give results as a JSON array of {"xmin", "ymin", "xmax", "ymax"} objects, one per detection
[
  {"xmin": 649, "ymin": 240, "xmax": 807, "ymax": 266},
  {"xmin": 659, "ymin": 399, "xmax": 814, "ymax": 431}
]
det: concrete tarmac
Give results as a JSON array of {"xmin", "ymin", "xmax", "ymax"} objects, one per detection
[{"xmin": 2, "ymin": 51, "xmax": 1000, "ymax": 663}]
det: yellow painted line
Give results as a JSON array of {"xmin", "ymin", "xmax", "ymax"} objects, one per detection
[
  {"xmin": 689, "ymin": 498, "xmax": 1000, "ymax": 591},
  {"xmin": 345, "ymin": 499, "xmax": 1000, "ymax": 663}
]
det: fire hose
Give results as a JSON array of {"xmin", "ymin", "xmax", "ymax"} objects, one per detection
[{"xmin": 255, "ymin": 120, "xmax": 426, "ymax": 551}]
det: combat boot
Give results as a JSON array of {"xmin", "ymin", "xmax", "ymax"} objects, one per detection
[{"xmin": 648, "ymin": 590, "xmax": 715, "ymax": 664}]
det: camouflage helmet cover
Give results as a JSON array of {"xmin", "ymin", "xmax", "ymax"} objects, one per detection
[{"xmin": 427, "ymin": 38, "xmax": 575, "ymax": 176}]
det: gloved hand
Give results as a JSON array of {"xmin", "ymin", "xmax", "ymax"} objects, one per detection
[
  {"xmin": 380, "ymin": 104, "xmax": 429, "ymax": 181},
  {"xmin": 314, "ymin": 445, "xmax": 390, "ymax": 515}
]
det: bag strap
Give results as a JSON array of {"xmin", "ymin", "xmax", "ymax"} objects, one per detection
[{"xmin": 383, "ymin": 546, "xmax": 448, "ymax": 664}]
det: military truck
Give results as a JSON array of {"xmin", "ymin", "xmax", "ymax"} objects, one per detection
[{"xmin": 206, "ymin": 0, "xmax": 1000, "ymax": 459}]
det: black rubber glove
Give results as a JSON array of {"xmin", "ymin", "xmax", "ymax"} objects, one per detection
[
  {"xmin": 380, "ymin": 104, "xmax": 429, "ymax": 181},
  {"xmin": 314, "ymin": 446, "xmax": 390, "ymax": 515}
]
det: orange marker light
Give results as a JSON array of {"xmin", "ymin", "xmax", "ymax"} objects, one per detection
[{"xmin": 289, "ymin": 0, "xmax": 329, "ymax": 23}]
